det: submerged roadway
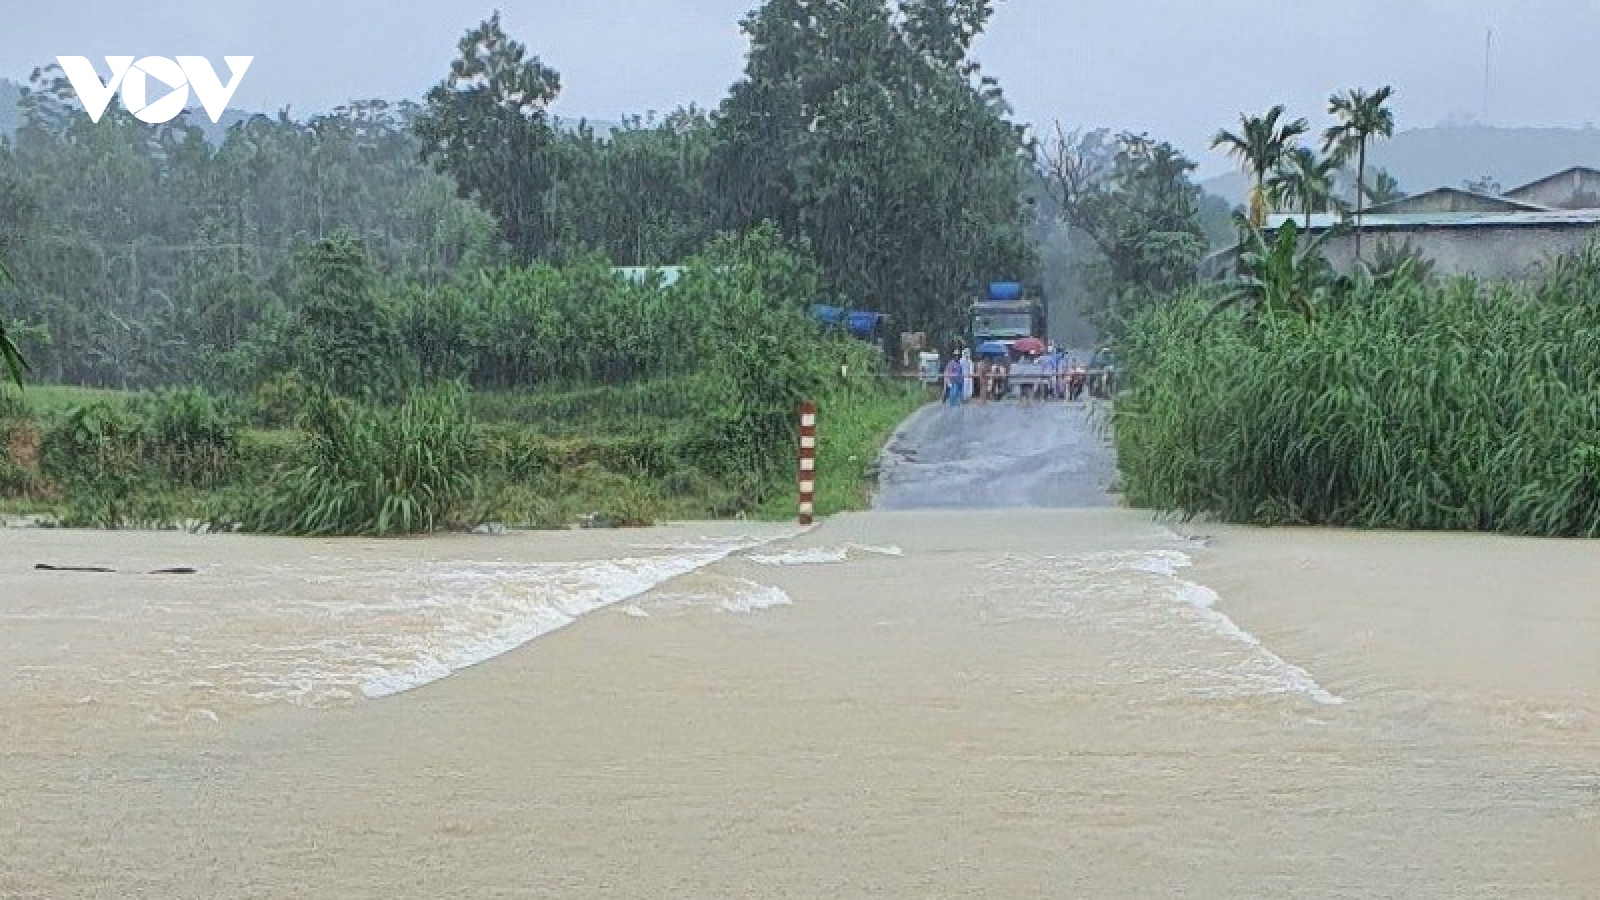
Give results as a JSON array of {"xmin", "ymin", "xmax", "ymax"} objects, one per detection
[{"xmin": 872, "ymin": 393, "xmax": 1119, "ymax": 509}]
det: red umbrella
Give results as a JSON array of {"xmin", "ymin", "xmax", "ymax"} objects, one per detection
[{"xmin": 1012, "ymin": 336, "xmax": 1046, "ymax": 355}]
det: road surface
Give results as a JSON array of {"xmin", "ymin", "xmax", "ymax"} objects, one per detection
[
  {"xmin": 873, "ymin": 396, "xmax": 1118, "ymax": 509},
  {"xmin": 6, "ymin": 513, "xmax": 1596, "ymax": 898}
]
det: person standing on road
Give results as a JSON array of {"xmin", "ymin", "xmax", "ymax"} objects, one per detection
[
  {"xmin": 1011, "ymin": 354, "xmax": 1033, "ymax": 406},
  {"xmin": 959, "ymin": 349, "xmax": 974, "ymax": 401},
  {"xmin": 943, "ymin": 354, "xmax": 963, "ymax": 406},
  {"xmin": 1043, "ymin": 345, "xmax": 1062, "ymax": 401}
]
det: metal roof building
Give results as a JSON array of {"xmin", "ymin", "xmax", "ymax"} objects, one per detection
[
  {"xmin": 1502, "ymin": 166, "xmax": 1600, "ymax": 210},
  {"xmin": 1203, "ymin": 167, "xmax": 1600, "ymax": 282}
]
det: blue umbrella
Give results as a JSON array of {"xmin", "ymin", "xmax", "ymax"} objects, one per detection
[{"xmin": 976, "ymin": 341, "xmax": 1010, "ymax": 357}]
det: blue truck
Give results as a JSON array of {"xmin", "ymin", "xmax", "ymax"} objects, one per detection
[{"xmin": 968, "ymin": 281, "xmax": 1046, "ymax": 353}]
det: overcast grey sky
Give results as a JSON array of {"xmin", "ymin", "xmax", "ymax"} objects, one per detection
[{"xmin": 5, "ymin": 0, "xmax": 1597, "ymax": 177}]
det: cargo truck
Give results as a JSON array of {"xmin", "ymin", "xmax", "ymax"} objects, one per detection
[{"xmin": 968, "ymin": 281, "xmax": 1046, "ymax": 353}]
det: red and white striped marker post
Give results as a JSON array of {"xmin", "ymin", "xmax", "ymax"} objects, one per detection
[{"xmin": 798, "ymin": 400, "xmax": 817, "ymax": 525}]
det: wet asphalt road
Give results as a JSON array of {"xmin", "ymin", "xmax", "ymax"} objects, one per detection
[{"xmin": 872, "ymin": 396, "xmax": 1119, "ymax": 509}]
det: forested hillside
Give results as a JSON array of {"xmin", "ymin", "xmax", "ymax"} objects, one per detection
[{"xmin": 0, "ymin": 93, "xmax": 501, "ymax": 386}]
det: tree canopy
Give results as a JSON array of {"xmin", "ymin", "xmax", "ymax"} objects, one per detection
[
  {"xmin": 1041, "ymin": 126, "xmax": 1207, "ymax": 332},
  {"xmin": 707, "ymin": 0, "xmax": 1035, "ymax": 338},
  {"xmin": 0, "ymin": 1, "xmax": 1057, "ymax": 391},
  {"xmin": 413, "ymin": 11, "xmax": 563, "ymax": 262}
]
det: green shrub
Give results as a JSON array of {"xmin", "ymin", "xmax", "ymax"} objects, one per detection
[
  {"xmin": 471, "ymin": 376, "xmax": 704, "ymax": 429},
  {"xmin": 229, "ymin": 383, "xmax": 482, "ymax": 535},
  {"xmin": 0, "ymin": 397, "xmax": 42, "ymax": 499},
  {"xmin": 38, "ymin": 403, "xmax": 161, "ymax": 528},
  {"xmin": 127, "ymin": 388, "xmax": 239, "ymax": 487},
  {"xmin": 250, "ymin": 372, "xmax": 311, "ymax": 428}
]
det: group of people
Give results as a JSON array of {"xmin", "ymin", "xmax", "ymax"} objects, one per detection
[{"xmin": 941, "ymin": 344, "xmax": 1089, "ymax": 407}]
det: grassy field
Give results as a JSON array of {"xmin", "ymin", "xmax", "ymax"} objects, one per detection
[{"xmin": 6, "ymin": 384, "xmax": 132, "ymax": 416}]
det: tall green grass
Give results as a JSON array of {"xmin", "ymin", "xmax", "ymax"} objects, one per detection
[
  {"xmin": 31, "ymin": 390, "xmax": 239, "ymax": 527},
  {"xmin": 1115, "ymin": 244, "xmax": 1600, "ymax": 535},
  {"xmin": 470, "ymin": 376, "xmax": 705, "ymax": 431},
  {"xmin": 230, "ymin": 384, "xmax": 481, "ymax": 536}
]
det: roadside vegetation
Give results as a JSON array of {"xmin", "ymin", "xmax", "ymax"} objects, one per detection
[
  {"xmin": 17, "ymin": 7, "xmax": 1576, "ymax": 540},
  {"xmin": 0, "ymin": 2, "xmax": 1031, "ymax": 534},
  {"xmin": 1114, "ymin": 87, "xmax": 1600, "ymax": 537},
  {"xmin": 0, "ymin": 229, "xmax": 911, "ymax": 531},
  {"xmin": 1118, "ymin": 242, "xmax": 1600, "ymax": 536}
]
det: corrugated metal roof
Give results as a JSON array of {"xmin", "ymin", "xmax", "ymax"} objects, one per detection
[
  {"xmin": 1266, "ymin": 209, "xmax": 1600, "ymax": 231},
  {"xmin": 1264, "ymin": 213, "xmax": 1342, "ymax": 229},
  {"xmin": 1364, "ymin": 187, "xmax": 1552, "ymax": 214},
  {"xmin": 1503, "ymin": 166, "xmax": 1600, "ymax": 198}
]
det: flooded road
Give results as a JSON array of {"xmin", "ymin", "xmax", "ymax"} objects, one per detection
[
  {"xmin": 2, "ymin": 511, "xmax": 1596, "ymax": 897},
  {"xmin": 874, "ymin": 398, "xmax": 1118, "ymax": 509}
]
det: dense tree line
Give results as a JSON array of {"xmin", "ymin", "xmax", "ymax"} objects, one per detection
[
  {"xmin": 705, "ymin": 0, "xmax": 1036, "ymax": 336},
  {"xmin": 0, "ymin": 86, "xmax": 501, "ymax": 386},
  {"xmin": 414, "ymin": 4, "xmax": 1037, "ymax": 339},
  {"xmin": 1037, "ymin": 129, "xmax": 1212, "ymax": 334},
  {"xmin": 1, "ymin": 0, "xmax": 1283, "ymax": 398},
  {"xmin": 0, "ymin": 2, "xmax": 1045, "ymax": 390}
]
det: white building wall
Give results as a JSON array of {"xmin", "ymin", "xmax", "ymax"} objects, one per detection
[
  {"xmin": 1505, "ymin": 170, "xmax": 1600, "ymax": 210},
  {"xmin": 1319, "ymin": 226, "xmax": 1600, "ymax": 279}
]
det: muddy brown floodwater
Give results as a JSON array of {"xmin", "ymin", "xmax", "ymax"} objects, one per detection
[{"xmin": 1, "ymin": 510, "xmax": 1597, "ymax": 898}]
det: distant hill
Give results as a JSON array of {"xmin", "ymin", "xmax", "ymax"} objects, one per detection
[
  {"xmin": 1202, "ymin": 125, "xmax": 1600, "ymax": 205},
  {"xmin": 1201, "ymin": 171, "xmax": 1251, "ymax": 209}
]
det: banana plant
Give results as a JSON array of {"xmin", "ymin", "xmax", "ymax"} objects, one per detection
[{"xmin": 1210, "ymin": 217, "xmax": 1347, "ymax": 324}]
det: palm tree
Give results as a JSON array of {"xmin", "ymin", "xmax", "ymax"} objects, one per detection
[
  {"xmin": 1212, "ymin": 105, "xmax": 1310, "ymax": 227},
  {"xmin": 1268, "ymin": 146, "xmax": 1342, "ymax": 229},
  {"xmin": 0, "ymin": 253, "xmax": 29, "ymax": 391},
  {"xmin": 1323, "ymin": 85, "xmax": 1396, "ymax": 261}
]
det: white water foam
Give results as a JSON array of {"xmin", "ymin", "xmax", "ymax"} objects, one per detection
[
  {"xmin": 718, "ymin": 583, "xmax": 793, "ymax": 614},
  {"xmin": 978, "ymin": 548, "xmax": 1343, "ymax": 707},
  {"xmin": 1139, "ymin": 551, "xmax": 1344, "ymax": 706},
  {"xmin": 748, "ymin": 547, "xmax": 850, "ymax": 566},
  {"xmin": 1158, "ymin": 526, "xmax": 1212, "ymax": 549},
  {"xmin": 641, "ymin": 577, "xmax": 795, "ymax": 616},
  {"xmin": 360, "ymin": 541, "xmax": 769, "ymax": 698},
  {"xmin": 1172, "ymin": 581, "xmax": 1344, "ymax": 705},
  {"xmin": 747, "ymin": 543, "xmax": 903, "ymax": 566},
  {"xmin": 8, "ymin": 536, "xmax": 801, "ymax": 718},
  {"xmin": 848, "ymin": 543, "xmax": 904, "ymax": 557}
]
